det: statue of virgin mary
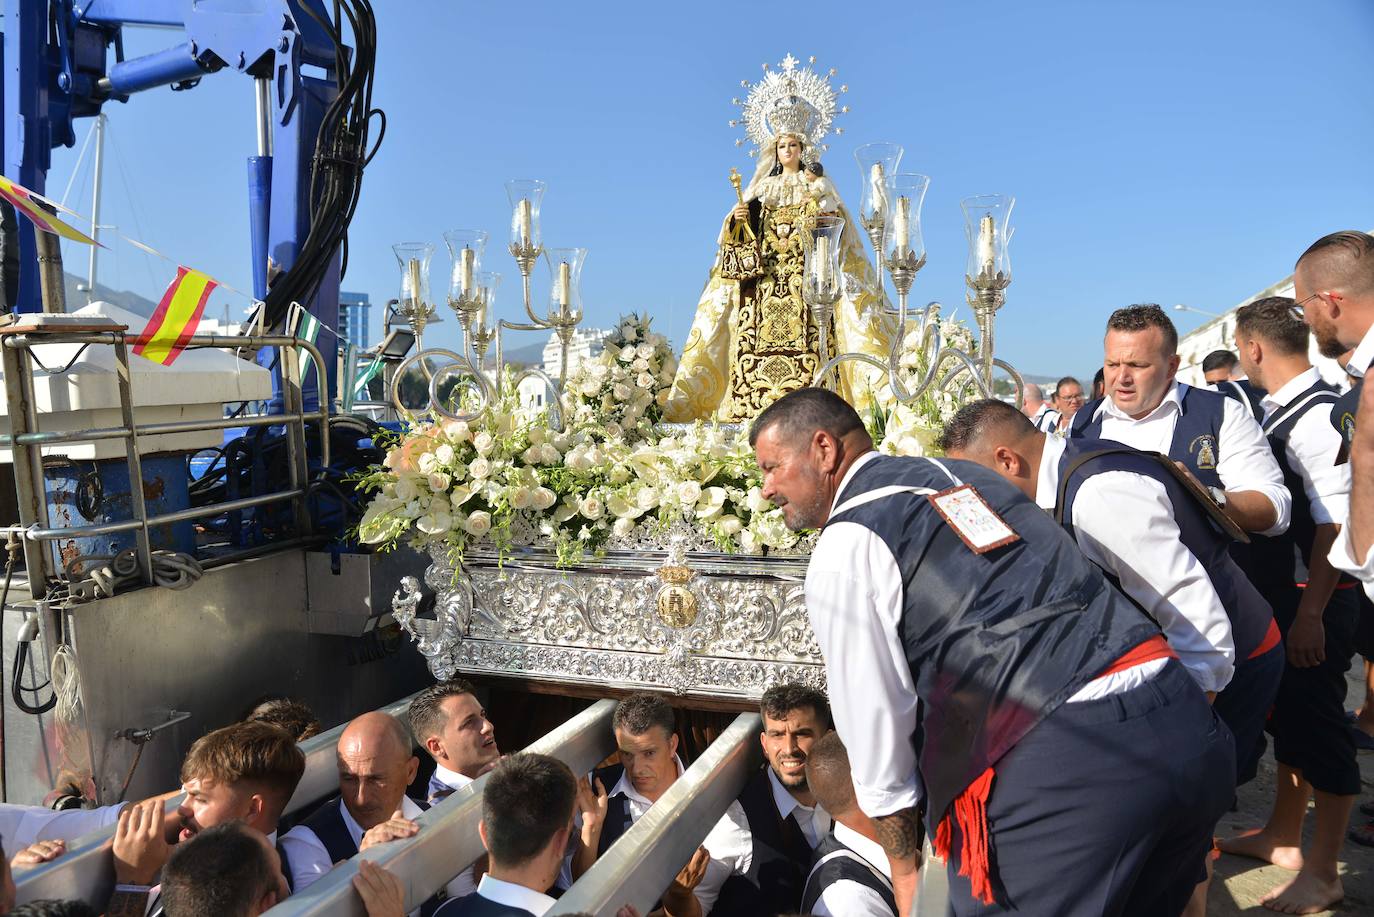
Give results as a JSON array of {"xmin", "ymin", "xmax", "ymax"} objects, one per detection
[{"xmin": 664, "ymin": 56, "xmax": 895, "ymax": 423}]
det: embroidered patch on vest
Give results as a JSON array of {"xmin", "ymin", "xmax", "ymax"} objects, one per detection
[
  {"xmin": 1189, "ymin": 434, "xmax": 1218, "ymax": 470},
  {"xmin": 927, "ymin": 485, "xmax": 1020, "ymax": 553}
]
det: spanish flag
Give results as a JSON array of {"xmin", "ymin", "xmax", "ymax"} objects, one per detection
[
  {"xmin": 0, "ymin": 176, "xmax": 99, "ymax": 246},
  {"xmin": 133, "ymin": 267, "xmax": 218, "ymax": 366}
]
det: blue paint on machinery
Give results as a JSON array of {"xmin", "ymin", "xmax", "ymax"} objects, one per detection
[{"xmin": 42, "ymin": 453, "xmax": 195, "ymax": 567}]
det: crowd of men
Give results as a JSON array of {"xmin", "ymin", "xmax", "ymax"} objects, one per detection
[{"xmin": 0, "ymin": 229, "xmax": 1372, "ymax": 917}]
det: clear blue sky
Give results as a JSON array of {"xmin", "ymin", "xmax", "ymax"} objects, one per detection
[{"xmin": 45, "ymin": 0, "xmax": 1374, "ymax": 380}]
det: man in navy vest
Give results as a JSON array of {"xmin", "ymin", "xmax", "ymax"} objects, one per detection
[
  {"xmin": 569, "ymin": 693, "xmax": 742, "ymax": 915},
  {"xmin": 436, "ymin": 753, "xmax": 577, "ymax": 917},
  {"xmin": 1202, "ymin": 349, "xmax": 1266, "ymax": 422},
  {"xmin": 801, "ymin": 731, "xmax": 897, "ymax": 917},
  {"xmin": 279, "ymin": 712, "xmax": 425, "ymax": 892},
  {"xmin": 1070, "ymin": 304, "xmax": 1290, "ymax": 555},
  {"xmin": 102, "ymin": 721, "xmax": 305, "ymax": 917},
  {"xmin": 1295, "ymin": 231, "xmax": 1374, "ymax": 600},
  {"xmin": 752, "ymin": 388, "xmax": 1234, "ymax": 917},
  {"xmin": 712, "ymin": 684, "xmax": 833, "ymax": 916},
  {"xmin": 1214, "ymin": 296, "xmax": 1359, "ymax": 915},
  {"xmin": 939, "ymin": 397, "xmax": 1283, "ymax": 916}
]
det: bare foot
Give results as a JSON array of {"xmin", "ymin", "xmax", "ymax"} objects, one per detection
[
  {"xmin": 1260, "ymin": 869, "xmax": 1343, "ymax": 914},
  {"xmin": 1216, "ymin": 828, "xmax": 1305, "ymax": 871}
]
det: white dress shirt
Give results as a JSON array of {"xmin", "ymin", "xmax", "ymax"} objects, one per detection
[
  {"xmin": 279, "ymin": 795, "xmax": 426, "ymax": 892},
  {"xmin": 767, "ymin": 767, "xmax": 831, "ymax": 849},
  {"xmin": 808, "ymin": 822, "xmax": 895, "ymax": 917},
  {"xmin": 427, "ymin": 765, "xmax": 480, "ymax": 898},
  {"xmin": 437, "ymin": 874, "xmax": 555, "ymax": 916},
  {"xmin": 1035, "ymin": 408, "xmax": 1062, "ymax": 433},
  {"xmin": 1328, "ymin": 325, "xmax": 1373, "ymax": 598},
  {"xmin": 1344, "ymin": 322, "xmax": 1374, "ymax": 379},
  {"xmin": 1087, "ymin": 381, "xmax": 1291, "ymax": 536},
  {"xmin": 0, "ymin": 801, "xmax": 126, "ymax": 851},
  {"xmin": 806, "ymin": 453, "xmax": 1165, "ymax": 820},
  {"xmin": 1037, "ymin": 434, "xmax": 1232, "ymax": 692},
  {"xmin": 1261, "ymin": 368, "xmax": 1351, "ymax": 529}
]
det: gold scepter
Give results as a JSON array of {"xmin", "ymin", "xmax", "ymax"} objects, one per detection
[
  {"xmin": 727, "ymin": 168, "xmax": 756, "ymax": 243},
  {"xmin": 720, "ymin": 168, "xmax": 762, "ymax": 281}
]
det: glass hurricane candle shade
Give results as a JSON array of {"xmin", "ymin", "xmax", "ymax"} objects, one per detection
[
  {"xmin": 475, "ymin": 271, "xmax": 501, "ymax": 331},
  {"xmin": 961, "ymin": 194, "xmax": 1014, "ymax": 283},
  {"xmin": 505, "ymin": 179, "xmax": 546, "ymax": 251},
  {"xmin": 392, "ymin": 241, "xmax": 435, "ymax": 329},
  {"xmin": 853, "ymin": 142, "xmax": 904, "ymax": 225},
  {"xmin": 803, "ymin": 216, "xmax": 846, "ymax": 304},
  {"xmin": 883, "ymin": 173, "xmax": 931, "ymax": 265},
  {"xmin": 443, "ymin": 229, "xmax": 489, "ymax": 303},
  {"xmin": 545, "ymin": 247, "xmax": 587, "ymax": 324}
]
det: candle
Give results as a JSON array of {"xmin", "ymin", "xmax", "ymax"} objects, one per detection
[
  {"xmin": 407, "ymin": 258, "xmax": 422, "ymax": 309},
  {"xmin": 461, "ymin": 247, "xmax": 475, "ymax": 299},
  {"xmin": 892, "ymin": 196, "xmax": 910, "ymax": 255},
  {"xmin": 869, "ymin": 163, "xmax": 888, "ymax": 218},
  {"xmin": 558, "ymin": 261, "xmax": 571, "ymax": 310},
  {"xmin": 815, "ymin": 235, "xmax": 832, "ymax": 287},
  {"xmin": 977, "ymin": 213, "xmax": 996, "ymax": 277},
  {"xmin": 518, "ymin": 199, "xmax": 533, "ymax": 247}
]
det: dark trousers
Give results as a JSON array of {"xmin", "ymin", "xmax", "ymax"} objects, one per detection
[
  {"xmin": 1269, "ymin": 587, "xmax": 1361, "ymax": 796},
  {"xmin": 1213, "ymin": 640, "xmax": 1284, "ymax": 786},
  {"xmin": 945, "ymin": 660, "xmax": 1235, "ymax": 917}
]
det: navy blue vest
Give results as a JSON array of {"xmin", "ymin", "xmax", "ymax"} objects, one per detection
[
  {"xmin": 1218, "ymin": 379, "xmax": 1266, "ymax": 423},
  {"xmin": 712, "ymin": 768, "xmax": 812, "ymax": 917},
  {"xmin": 433, "ymin": 893, "xmax": 536, "ymax": 917},
  {"xmin": 827, "ymin": 455, "xmax": 1158, "ymax": 824},
  {"xmin": 1056, "ymin": 439, "xmax": 1273, "ymax": 660},
  {"xmin": 1071, "ymin": 385, "xmax": 1229, "ymax": 489},
  {"xmin": 1330, "ymin": 377, "xmax": 1362, "ymax": 462},
  {"xmin": 800, "ymin": 832, "xmax": 897, "ymax": 917},
  {"xmin": 1250, "ymin": 379, "xmax": 1355, "ymax": 603},
  {"xmin": 591, "ymin": 765, "xmax": 636, "ymax": 856}
]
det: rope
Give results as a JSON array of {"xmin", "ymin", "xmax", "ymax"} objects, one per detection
[
  {"xmin": 64, "ymin": 548, "xmax": 204, "ymax": 600},
  {"xmin": 50, "ymin": 644, "xmax": 82, "ymax": 725}
]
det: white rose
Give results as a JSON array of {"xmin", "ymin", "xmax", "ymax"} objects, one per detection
[
  {"xmin": 528, "ymin": 426, "xmax": 548, "ymax": 446},
  {"xmin": 468, "ymin": 457, "xmax": 491, "ymax": 479},
  {"xmin": 620, "ymin": 323, "xmax": 638, "ymax": 342},
  {"xmin": 473, "ymin": 432, "xmax": 495, "ymax": 455},
  {"xmin": 634, "ymin": 372, "xmax": 653, "ymax": 389},
  {"xmin": 613, "ymin": 516, "xmax": 635, "ymax": 537},
  {"xmin": 608, "ymin": 464, "xmax": 631, "ymax": 485},
  {"xmin": 435, "ymin": 444, "xmax": 455, "ymax": 466},
  {"xmin": 580, "ymin": 380, "xmax": 601, "ymax": 397},
  {"xmin": 604, "ymin": 422, "xmax": 623, "ymax": 439},
  {"xmin": 521, "ymin": 446, "xmax": 543, "ymax": 465},
  {"xmin": 739, "ymin": 529, "xmax": 761, "ymax": 553},
  {"xmin": 566, "ymin": 449, "xmax": 592, "ymax": 473},
  {"xmin": 613, "ymin": 383, "xmax": 632, "ymax": 401},
  {"xmin": 580, "ymin": 496, "xmax": 604, "ymax": 520},
  {"xmin": 416, "ymin": 452, "xmax": 437, "ymax": 474},
  {"xmin": 746, "ymin": 487, "xmax": 770, "ymax": 513},
  {"xmin": 510, "ymin": 487, "xmax": 533, "ymax": 510},
  {"xmin": 394, "ymin": 477, "xmax": 419, "ymax": 502},
  {"xmin": 636, "ymin": 344, "xmax": 654, "ymax": 359},
  {"xmin": 677, "ymin": 481, "xmax": 703, "ymax": 505},
  {"xmin": 428, "ymin": 472, "xmax": 451, "ymax": 492},
  {"xmin": 632, "ymin": 358, "xmax": 649, "ymax": 372},
  {"xmin": 619, "ymin": 344, "xmax": 637, "ymax": 363},
  {"xmin": 540, "ymin": 443, "xmax": 562, "ymax": 464},
  {"xmin": 532, "ymin": 487, "xmax": 558, "ymax": 510},
  {"xmin": 442, "ymin": 420, "xmax": 471, "ymax": 443},
  {"xmin": 718, "ymin": 514, "xmax": 743, "ymax": 535},
  {"xmin": 463, "ymin": 511, "xmax": 492, "ymax": 536}
]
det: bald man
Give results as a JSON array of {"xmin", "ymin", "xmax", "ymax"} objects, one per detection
[
  {"xmin": 800, "ymin": 732, "xmax": 897, "ymax": 917},
  {"xmin": 278, "ymin": 712, "xmax": 423, "ymax": 892}
]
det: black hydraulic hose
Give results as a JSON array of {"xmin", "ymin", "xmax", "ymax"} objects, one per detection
[{"xmin": 8, "ymin": 551, "xmax": 56, "ymax": 716}]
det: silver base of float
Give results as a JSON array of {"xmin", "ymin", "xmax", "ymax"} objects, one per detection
[{"xmin": 0, "ymin": 545, "xmax": 433, "ymax": 807}]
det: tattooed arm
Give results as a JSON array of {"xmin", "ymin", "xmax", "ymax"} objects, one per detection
[{"xmin": 874, "ymin": 807, "xmax": 922, "ymax": 917}]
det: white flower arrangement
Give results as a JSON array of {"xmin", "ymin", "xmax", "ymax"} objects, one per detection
[{"xmin": 357, "ymin": 312, "xmax": 960, "ymax": 565}]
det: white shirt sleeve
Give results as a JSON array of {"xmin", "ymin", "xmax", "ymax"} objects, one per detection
[
  {"xmin": 1216, "ymin": 397, "xmax": 1291, "ymax": 536},
  {"xmin": 1329, "ymin": 524, "xmax": 1374, "ymax": 601},
  {"xmin": 1070, "ymin": 472, "xmax": 1236, "ymax": 693},
  {"xmin": 805, "ymin": 522, "xmax": 923, "ymax": 818},
  {"xmin": 277, "ymin": 824, "xmax": 334, "ymax": 892},
  {"xmin": 813, "ymin": 880, "xmax": 896, "ymax": 917},
  {"xmin": 1284, "ymin": 404, "xmax": 1351, "ymax": 527},
  {"xmin": 694, "ymin": 800, "xmax": 752, "ymax": 914}
]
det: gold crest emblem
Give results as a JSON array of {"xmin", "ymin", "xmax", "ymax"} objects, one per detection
[
  {"xmin": 655, "ymin": 564, "xmax": 699, "ymax": 628},
  {"xmin": 1341, "ymin": 412, "xmax": 1356, "ymax": 442},
  {"xmin": 1190, "ymin": 434, "xmax": 1218, "ymax": 471}
]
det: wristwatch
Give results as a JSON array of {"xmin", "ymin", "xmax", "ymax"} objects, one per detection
[{"xmin": 1207, "ymin": 486, "xmax": 1228, "ymax": 508}]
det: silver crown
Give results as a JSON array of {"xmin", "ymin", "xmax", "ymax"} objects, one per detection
[{"xmin": 733, "ymin": 53, "xmax": 847, "ymax": 157}]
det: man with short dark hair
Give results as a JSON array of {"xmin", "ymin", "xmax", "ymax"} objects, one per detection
[
  {"xmin": 800, "ymin": 732, "xmax": 896, "ymax": 917},
  {"xmin": 571, "ymin": 693, "xmax": 747, "ymax": 916},
  {"xmin": 753, "ymin": 386, "xmax": 1233, "ymax": 917},
  {"xmin": 244, "ymin": 697, "xmax": 323, "ymax": 742},
  {"xmin": 1071, "ymin": 304, "xmax": 1289, "ymax": 544},
  {"xmin": 713, "ymin": 684, "xmax": 833, "ymax": 916},
  {"xmin": 1295, "ymin": 231, "xmax": 1374, "ymax": 601},
  {"xmin": 279, "ymin": 712, "xmax": 423, "ymax": 892},
  {"xmin": 408, "ymin": 679, "xmax": 501, "ymax": 805},
  {"xmin": 161, "ymin": 822, "xmax": 288, "ymax": 917},
  {"xmin": 1202, "ymin": 349, "xmax": 1239, "ymax": 384},
  {"xmin": 1216, "ymin": 296, "xmax": 1358, "ymax": 914},
  {"xmin": 436, "ymin": 754, "xmax": 578, "ymax": 916}
]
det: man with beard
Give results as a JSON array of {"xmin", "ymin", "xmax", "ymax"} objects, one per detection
[
  {"xmin": 279, "ymin": 712, "xmax": 424, "ymax": 892},
  {"xmin": 1294, "ymin": 231, "xmax": 1374, "ymax": 599},
  {"xmin": 712, "ymin": 684, "xmax": 833, "ymax": 916},
  {"xmin": 102, "ymin": 721, "xmax": 305, "ymax": 916}
]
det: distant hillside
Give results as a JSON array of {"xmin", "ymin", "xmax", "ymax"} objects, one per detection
[{"xmin": 62, "ymin": 272, "xmax": 159, "ymax": 316}]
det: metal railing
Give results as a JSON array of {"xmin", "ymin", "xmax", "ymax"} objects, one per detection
[
  {"xmin": 551, "ymin": 713, "xmax": 762, "ymax": 915},
  {"xmin": 266, "ymin": 699, "xmax": 618, "ymax": 917},
  {"xmin": 0, "ymin": 327, "xmax": 331, "ymax": 599},
  {"xmin": 13, "ymin": 690, "xmax": 424, "ymax": 906}
]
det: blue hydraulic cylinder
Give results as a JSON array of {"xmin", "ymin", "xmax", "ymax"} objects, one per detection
[
  {"xmin": 103, "ymin": 42, "xmax": 210, "ymax": 96},
  {"xmin": 247, "ymin": 155, "xmax": 272, "ymax": 300}
]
